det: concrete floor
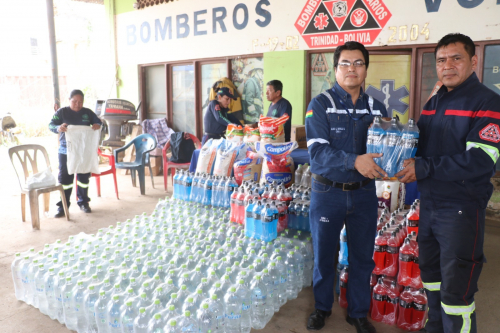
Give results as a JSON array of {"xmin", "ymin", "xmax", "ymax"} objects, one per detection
[{"xmin": 1, "ymin": 144, "xmax": 500, "ymax": 332}]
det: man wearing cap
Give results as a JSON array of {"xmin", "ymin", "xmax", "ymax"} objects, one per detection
[{"xmin": 202, "ymin": 87, "xmax": 241, "ymax": 145}]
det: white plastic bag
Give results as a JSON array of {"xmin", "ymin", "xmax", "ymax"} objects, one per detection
[
  {"xmin": 25, "ymin": 168, "xmax": 56, "ymax": 190},
  {"xmin": 66, "ymin": 125, "xmax": 100, "ymax": 175}
]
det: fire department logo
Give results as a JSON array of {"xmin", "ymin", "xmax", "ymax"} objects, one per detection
[
  {"xmin": 479, "ymin": 123, "xmax": 500, "ymax": 143},
  {"xmin": 350, "ymin": 8, "xmax": 368, "ymax": 27},
  {"xmin": 295, "ymin": 0, "xmax": 392, "ymax": 48}
]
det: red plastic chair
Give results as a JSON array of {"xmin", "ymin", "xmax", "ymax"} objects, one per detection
[
  {"xmin": 162, "ymin": 133, "xmax": 201, "ymax": 192},
  {"xmin": 75, "ymin": 148, "xmax": 119, "ymax": 199}
]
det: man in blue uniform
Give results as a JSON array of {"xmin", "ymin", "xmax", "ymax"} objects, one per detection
[
  {"xmin": 266, "ymin": 80, "xmax": 293, "ymax": 142},
  {"xmin": 305, "ymin": 41, "xmax": 388, "ymax": 333},
  {"xmin": 202, "ymin": 87, "xmax": 240, "ymax": 145},
  {"xmin": 48, "ymin": 89, "xmax": 102, "ymax": 216},
  {"xmin": 397, "ymin": 33, "xmax": 500, "ymax": 333}
]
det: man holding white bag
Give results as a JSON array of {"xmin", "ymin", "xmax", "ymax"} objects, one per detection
[{"xmin": 48, "ymin": 89, "xmax": 101, "ymax": 217}]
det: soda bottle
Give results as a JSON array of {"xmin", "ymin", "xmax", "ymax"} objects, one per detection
[
  {"xmin": 190, "ymin": 173, "xmax": 200, "ymax": 202},
  {"xmin": 185, "ymin": 172, "xmax": 193, "ymax": 202},
  {"xmin": 384, "ymin": 280, "xmax": 400, "ymax": 325},
  {"xmin": 225, "ymin": 177, "xmax": 239, "ymax": 209},
  {"xmin": 261, "ymin": 204, "xmax": 275, "ymax": 242},
  {"xmin": 230, "ymin": 188, "xmax": 240, "ymax": 223},
  {"xmin": 398, "ymin": 238, "xmax": 414, "ymax": 286},
  {"xmin": 196, "ymin": 174, "xmax": 208, "ymax": 204},
  {"xmin": 371, "ymin": 278, "xmax": 387, "ymax": 322},
  {"xmin": 211, "ymin": 176, "xmax": 220, "ymax": 207},
  {"xmin": 301, "ymin": 204, "xmax": 310, "ymax": 232},
  {"xmin": 202, "ymin": 176, "xmax": 213, "ymax": 207},
  {"xmin": 373, "ymin": 230, "xmax": 387, "ymax": 275},
  {"xmin": 411, "ymin": 244, "xmax": 423, "ymax": 289},
  {"xmin": 339, "ymin": 226, "xmax": 348, "ymax": 266},
  {"xmin": 397, "ymin": 286, "xmax": 413, "ymax": 330},
  {"xmin": 287, "ymin": 203, "xmax": 296, "ymax": 230},
  {"xmin": 406, "ymin": 205, "xmax": 419, "ymax": 236},
  {"xmin": 339, "ymin": 266, "xmax": 348, "ymax": 309},
  {"xmin": 398, "ymin": 118, "xmax": 419, "ymax": 172},
  {"xmin": 253, "ymin": 201, "xmax": 263, "ymax": 240},
  {"xmin": 367, "ymin": 116, "xmax": 385, "ymax": 167},
  {"xmin": 245, "ymin": 199, "xmax": 256, "ymax": 238},
  {"xmin": 277, "ymin": 203, "xmax": 287, "ymax": 233},
  {"xmin": 382, "ymin": 118, "xmax": 402, "ymax": 177},
  {"xmin": 411, "ymin": 288, "xmax": 428, "ymax": 331},
  {"xmin": 384, "ymin": 231, "xmax": 399, "ymax": 277}
]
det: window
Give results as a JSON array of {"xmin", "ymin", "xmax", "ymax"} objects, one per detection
[
  {"xmin": 144, "ymin": 65, "xmax": 166, "ymax": 120},
  {"xmin": 310, "ymin": 52, "xmax": 335, "ymax": 99},
  {"xmin": 201, "ymin": 63, "xmax": 227, "ymax": 132},
  {"xmin": 231, "ymin": 57, "xmax": 264, "ymax": 124},
  {"xmin": 171, "ymin": 64, "xmax": 195, "ymax": 134},
  {"xmin": 419, "ymin": 52, "xmax": 439, "ymax": 110},
  {"xmin": 482, "ymin": 44, "xmax": 500, "ymax": 97}
]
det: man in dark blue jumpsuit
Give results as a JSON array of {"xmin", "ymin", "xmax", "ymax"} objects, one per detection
[
  {"xmin": 305, "ymin": 42, "xmax": 388, "ymax": 333},
  {"xmin": 397, "ymin": 33, "xmax": 500, "ymax": 333},
  {"xmin": 202, "ymin": 87, "xmax": 240, "ymax": 145}
]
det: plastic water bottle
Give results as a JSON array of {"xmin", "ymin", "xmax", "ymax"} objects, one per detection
[
  {"xmin": 202, "ymin": 176, "xmax": 214, "ymax": 207},
  {"xmin": 178, "ymin": 310, "xmax": 198, "ymax": 332},
  {"xmin": 121, "ymin": 300, "xmax": 137, "ymax": 333},
  {"xmin": 173, "ymin": 170, "xmax": 181, "ymax": 199},
  {"xmin": 300, "ymin": 165, "xmax": 312, "ymax": 188},
  {"xmin": 367, "ymin": 116, "xmax": 385, "ymax": 167},
  {"xmin": 84, "ymin": 286, "xmax": 99, "ymax": 333},
  {"xmin": 301, "ymin": 204, "xmax": 310, "ymax": 232},
  {"xmin": 250, "ymin": 275, "xmax": 267, "ymax": 330},
  {"xmin": 398, "ymin": 118, "xmax": 419, "ymax": 172},
  {"xmin": 94, "ymin": 291, "xmax": 110, "ymax": 333},
  {"xmin": 294, "ymin": 164, "xmax": 304, "ymax": 185},
  {"xmin": 235, "ymin": 279, "xmax": 251, "ymax": 333},
  {"xmin": 54, "ymin": 271, "xmax": 66, "ymax": 324},
  {"xmin": 74, "ymin": 281, "xmax": 88, "ymax": 333},
  {"xmin": 261, "ymin": 204, "xmax": 276, "ymax": 242},
  {"xmin": 261, "ymin": 269, "xmax": 276, "ymax": 321},
  {"xmin": 34, "ymin": 264, "xmax": 49, "ymax": 315},
  {"xmin": 11, "ymin": 253, "xmax": 24, "ymax": 301},
  {"xmin": 133, "ymin": 307, "xmax": 149, "ymax": 333},
  {"xmin": 268, "ymin": 263, "xmax": 281, "ymax": 312},
  {"xmin": 225, "ymin": 177, "xmax": 239, "ymax": 208},
  {"xmin": 190, "ymin": 173, "xmax": 200, "ymax": 202},
  {"xmin": 382, "ymin": 118, "xmax": 402, "ymax": 177},
  {"xmin": 197, "ymin": 174, "xmax": 208, "ymax": 204},
  {"xmin": 211, "ymin": 176, "xmax": 220, "ymax": 207},
  {"xmin": 285, "ymin": 252, "xmax": 299, "ymax": 300},
  {"xmin": 185, "ymin": 172, "xmax": 193, "ymax": 202},
  {"xmin": 339, "ymin": 226, "xmax": 349, "ymax": 266},
  {"xmin": 293, "ymin": 247, "xmax": 305, "ymax": 292},
  {"xmin": 62, "ymin": 277, "xmax": 78, "ymax": 331},
  {"xmin": 224, "ymin": 286, "xmax": 242, "ymax": 332},
  {"xmin": 198, "ymin": 303, "xmax": 216, "ymax": 333},
  {"xmin": 44, "ymin": 268, "xmax": 58, "ymax": 320},
  {"xmin": 148, "ymin": 313, "xmax": 164, "ymax": 332}
]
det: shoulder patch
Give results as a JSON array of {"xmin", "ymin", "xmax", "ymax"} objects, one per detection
[
  {"xmin": 215, "ymin": 104, "xmax": 220, "ymax": 111},
  {"xmin": 479, "ymin": 123, "xmax": 500, "ymax": 143},
  {"xmin": 305, "ymin": 110, "xmax": 313, "ymax": 118}
]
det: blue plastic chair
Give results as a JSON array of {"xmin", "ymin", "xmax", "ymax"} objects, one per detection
[{"xmin": 114, "ymin": 134, "xmax": 157, "ymax": 195}]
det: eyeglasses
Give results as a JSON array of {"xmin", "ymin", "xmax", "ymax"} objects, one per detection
[{"xmin": 337, "ymin": 60, "xmax": 365, "ymax": 68}]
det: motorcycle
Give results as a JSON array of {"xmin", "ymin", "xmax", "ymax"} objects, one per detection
[{"xmin": 0, "ymin": 113, "xmax": 20, "ymax": 147}]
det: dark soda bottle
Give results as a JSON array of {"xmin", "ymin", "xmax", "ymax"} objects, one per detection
[
  {"xmin": 339, "ymin": 266, "xmax": 349, "ymax": 309},
  {"xmin": 371, "ymin": 278, "xmax": 387, "ymax": 322},
  {"xmin": 398, "ymin": 238, "xmax": 414, "ymax": 286},
  {"xmin": 383, "ymin": 280, "xmax": 400, "ymax": 325},
  {"xmin": 397, "ymin": 286, "xmax": 413, "ymax": 330},
  {"xmin": 373, "ymin": 230, "xmax": 388, "ymax": 275}
]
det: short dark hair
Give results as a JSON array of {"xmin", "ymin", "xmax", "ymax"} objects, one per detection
[
  {"xmin": 334, "ymin": 41, "xmax": 369, "ymax": 69},
  {"xmin": 435, "ymin": 33, "xmax": 475, "ymax": 59},
  {"xmin": 267, "ymin": 80, "xmax": 283, "ymax": 96},
  {"xmin": 69, "ymin": 89, "xmax": 84, "ymax": 99}
]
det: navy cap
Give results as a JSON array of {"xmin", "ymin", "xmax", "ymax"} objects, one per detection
[{"xmin": 216, "ymin": 87, "xmax": 237, "ymax": 100}]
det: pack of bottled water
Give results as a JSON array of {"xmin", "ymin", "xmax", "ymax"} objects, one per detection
[
  {"xmin": 11, "ymin": 193, "xmax": 314, "ymax": 333},
  {"xmin": 367, "ymin": 117, "xmax": 419, "ymax": 178}
]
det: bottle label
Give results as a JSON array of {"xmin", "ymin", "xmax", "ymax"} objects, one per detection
[
  {"xmin": 225, "ymin": 313, "xmax": 242, "ymax": 319},
  {"xmin": 386, "ymin": 246, "xmax": 399, "ymax": 254},
  {"xmin": 413, "ymin": 256, "xmax": 420, "ymax": 264},
  {"xmin": 373, "ymin": 293, "xmax": 386, "ymax": 302},
  {"xmin": 399, "ymin": 299, "xmax": 413, "ymax": 309},
  {"xmin": 264, "ymin": 216, "xmax": 273, "ymax": 222},
  {"xmin": 413, "ymin": 302, "xmax": 427, "ymax": 311},
  {"xmin": 273, "ymin": 213, "xmax": 279, "ymax": 220},
  {"xmin": 246, "ymin": 211, "xmax": 253, "ymax": 218},
  {"xmin": 374, "ymin": 244, "xmax": 386, "ymax": 252},
  {"xmin": 386, "ymin": 296, "xmax": 399, "ymax": 304},
  {"xmin": 407, "ymin": 220, "xmax": 419, "ymax": 227},
  {"xmin": 339, "ymin": 281, "xmax": 347, "ymax": 289},
  {"xmin": 242, "ymin": 302, "xmax": 251, "ymax": 311},
  {"xmin": 206, "ymin": 186, "xmax": 212, "ymax": 190},
  {"xmin": 399, "ymin": 253, "xmax": 414, "ymax": 262}
]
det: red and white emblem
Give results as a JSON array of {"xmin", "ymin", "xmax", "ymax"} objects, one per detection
[
  {"xmin": 350, "ymin": 8, "xmax": 368, "ymax": 27},
  {"xmin": 314, "ymin": 13, "xmax": 329, "ymax": 30},
  {"xmin": 479, "ymin": 123, "xmax": 500, "ymax": 143}
]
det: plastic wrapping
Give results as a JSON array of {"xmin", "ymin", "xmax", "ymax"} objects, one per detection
[
  {"xmin": 225, "ymin": 124, "xmax": 244, "ymax": 143},
  {"xmin": 367, "ymin": 117, "xmax": 419, "ymax": 178},
  {"xmin": 258, "ymin": 114, "xmax": 289, "ymax": 143},
  {"xmin": 195, "ymin": 138, "xmax": 223, "ymax": 174},
  {"xmin": 212, "ymin": 140, "xmax": 248, "ymax": 177},
  {"xmin": 25, "ymin": 168, "xmax": 57, "ymax": 190}
]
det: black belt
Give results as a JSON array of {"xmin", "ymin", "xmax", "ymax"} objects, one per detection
[{"xmin": 312, "ymin": 173, "xmax": 372, "ymax": 191}]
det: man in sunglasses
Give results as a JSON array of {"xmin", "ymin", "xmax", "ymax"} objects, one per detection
[{"xmin": 305, "ymin": 41, "xmax": 388, "ymax": 333}]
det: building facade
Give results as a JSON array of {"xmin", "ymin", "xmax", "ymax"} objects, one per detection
[{"xmin": 105, "ymin": 0, "xmax": 500, "ymax": 138}]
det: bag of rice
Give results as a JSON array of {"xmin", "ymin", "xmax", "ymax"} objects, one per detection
[
  {"xmin": 243, "ymin": 125, "xmax": 260, "ymax": 143},
  {"xmin": 226, "ymin": 124, "xmax": 244, "ymax": 143},
  {"xmin": 256, "ymin": 141, "xmax": 297, "ymax": 187},
  {"xmin": 213, "ymin": 140, "xmax": 248, "ymax": 177},
  {"xmin": 258, "ymin": 114, "xmax": 290, "ymax": 143},
  {"xmin": 196, "ymin": 138, "xmax": 223, "ymax": 174},
  {"xmin": 233, "ymin": 151, "xmax": 263, "ymax": 185}
]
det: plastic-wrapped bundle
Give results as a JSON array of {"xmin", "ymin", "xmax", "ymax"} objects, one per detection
[{"xmin": 367, "ymin": 117, "xmax": 419, "ymax": 178}]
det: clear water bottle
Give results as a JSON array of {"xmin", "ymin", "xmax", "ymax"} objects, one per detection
[
  {"xmin": 62, "ymin": 277, "xmax": 78, "ymax": 331},
  {"xmin": 224, "ymin": 177, "xmax": 239, "ymax": 208},
  {"xmin": 11, "ymin": 253, "xmax": 24, "ymax": 301},
  {"xmin": 198, "ymin": 303, "xmax": 216, "ymax": 333},
  {"xmin": 148, "ymin": 313, "xmax": 164, "ymax": 332},
  {"xmin": 133, "ymin": 307, "xmax": 149, "ymax": 333},
  {"xmin": 44, "ymin": 268, "xmax": 58, "ymax": 320},
  {"xmin": 74, "ymin": 281, "xmax": 88, "ymax": 333},
  {"xmin": 274, "ymin": 257, "xmax": 288, "ymax": 307},
  {"xmin": 121, "ymin": 300, "xmax": 137, "ymax": 333},
  {"xmin": 34, "ymin": 264, "xmax": 49, "ymax": 315},
  {"xmin": 250, "ymin": 275, "xmax": 267, "ymax": 330},
  {"xmin": 267, "ymin": 262, "xmax": 281, "ymax": 312},
  {"xmin": 294, "ymin": 164, "xmax": 304, "ymax": 185},
  {"xmin": 300, "ymin": 165, "xmax": 312, "ymax": 188},
  {"xmin": 94, "ymin": 291, "xmax": 110, "ymax": 333},
  {"xmin": 224, "ymin": 286, "xmax": 242, "ymax": 332},
  {"xmin": 178, "ymin": 310, "xmax": 198, "ymax": 332},
  {"xmin": 166, "ymin": 318, "xmax": 180, "ymax": 333},
  {"xmin": 84, "ymin": 285, "xmax": 99, "ymax": 333},
  {"xmin": 54, "ymin": 271, "xmax": 66, "ymax": 324},
  {"xmin": 285, "ymin": 252, "xmax": 299, "ymax": 300}
]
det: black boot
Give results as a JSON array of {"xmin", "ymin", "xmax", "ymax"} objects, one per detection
[
  {"xmin": 54, "ymin": 208, "xmax": 65, "ymax": 218},
  {"xmin": 346, "ymin": 315, "xmax": 377, "ymax": 333},
  {"xmin": 307, "ymin": 309, "xmax": 331, "ymax": 330}
]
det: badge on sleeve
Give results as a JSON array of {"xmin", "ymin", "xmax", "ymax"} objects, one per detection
[
  {"xmin": 479, "ymin": 123, "xmax": 500, "ymax": 143},
  {"xmin": 215, "ymin": 104, "xmax": 221, "ymax": 111}
]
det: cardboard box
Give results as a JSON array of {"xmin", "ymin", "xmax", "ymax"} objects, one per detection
[
  {"xmin": 145, "ymin": 156, "xmax": 162, "ymax": 176},
  {"xmin": 291, "ymin": 125, "xmax": 307, "ymax": 148}
]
